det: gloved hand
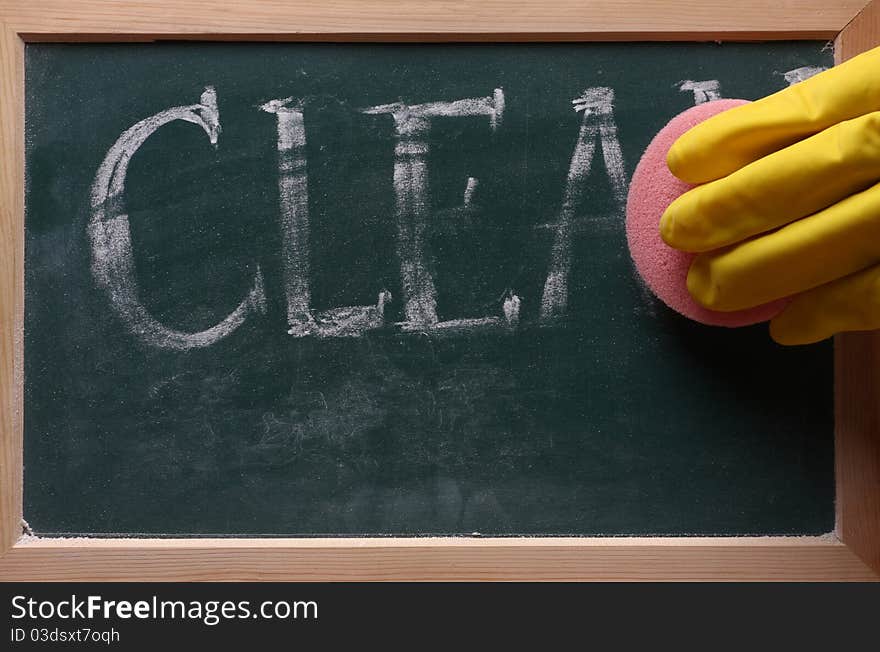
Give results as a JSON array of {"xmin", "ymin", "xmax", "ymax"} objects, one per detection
[{"xmin": 659, "ymin": 45, "xmax": 880, "ymax": 345}]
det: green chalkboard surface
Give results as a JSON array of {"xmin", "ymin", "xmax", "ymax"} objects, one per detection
[{"xmin": 25, "ymin": 42, "xmax": 834, "ymax": 536}]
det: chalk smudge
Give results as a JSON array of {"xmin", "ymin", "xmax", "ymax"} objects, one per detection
[
  {"xmin": 782, "ymin": 66, "xmax": 827, "ymax": 85},
  {"xmin": 400, "ymin": 293, "xmax": 520, "ymax": 334},
  {"xmin": 287, "ymin": 291, "xmax": 392, "ymax": 338},
  {"xmin": 463, "ymin": 176, "xmax": 479, "ymax": 208},
  {"xmin": 503, "ymin": 294, "xmax": 521, "ymax": 328}
]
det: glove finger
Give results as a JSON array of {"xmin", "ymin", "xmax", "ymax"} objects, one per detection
[
  {"xmin": 770, "ymin": 264, "xmax": 880, "ymax": 345},
  {"xmin": 661, "ymin": 112, "xmax": 880, "ymax": 252},
  {"xmin": 686, "ymin": 181, "xmax": 880, "ymax": 311},
  {"xmin": 667, "ymin": 45, "xmax": 880, "ymax": 184}
]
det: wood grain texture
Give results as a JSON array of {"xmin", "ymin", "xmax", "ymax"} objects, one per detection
[
  {"xmin": 832, "ymin": 0, "xmax": 880, "ymax": 579},
  {"xmin": 834, "ymin": 333, "xmax": 880, "ymax": 575},
  {"xmin": 835, "ymin": 0, "xmax": 880, "ymax": 56},
  {"xmin": 0, "ymin": 0, "xmax": 869, "ymax": 41},
  {"xmin": 1, "ymin": 536, "xmax": 876, "ymax": 581},
  {"xmin": 0, "ymin": 24, "xmax": 24, "ymax": 556}
]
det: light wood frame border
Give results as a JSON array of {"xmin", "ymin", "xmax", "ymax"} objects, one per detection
[{"xmin": 1, "ymin": 0, "xmax": 879, "ymax": 581}]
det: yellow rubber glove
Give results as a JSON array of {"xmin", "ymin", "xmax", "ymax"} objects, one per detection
[{"xmin": 659, "ymin": 44, "xmax": 880, "ymax": 345}]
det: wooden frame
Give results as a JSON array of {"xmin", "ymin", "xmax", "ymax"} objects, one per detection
[{"xmin": 1, "ymin": 0, "xmax": 878, "ymax": 581}]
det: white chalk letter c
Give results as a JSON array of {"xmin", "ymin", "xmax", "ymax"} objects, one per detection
[{"xmin": 88, "ymin": 87, "xmax": 266, "ymax": 350}]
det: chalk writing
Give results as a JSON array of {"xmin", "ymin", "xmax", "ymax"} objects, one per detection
[
  {"xmin": 782, "ymin": 66, "xmax": 827, "ymax": 85},
  {"xmin": 362, "ymin": 89, "xmax": 505, "ymax": 331},
  {"xmin": 540, "ymin": 87, "xmax": 627, "ymax": 323},
  {"xmin": 92, "ymin": 75, "xmax": 798, "ymax": 348},
  {"xmin": 678, "ymin": 79, "xmax": 722, "ymax": 105},
  {"xmin": 89, "ymin": 87, "xmax": 266, "ymax": 350}
]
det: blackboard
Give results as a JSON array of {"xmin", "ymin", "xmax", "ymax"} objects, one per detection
[{"xmin": 24, "ymin": 42, "xmax": 834, "ymax": 537}]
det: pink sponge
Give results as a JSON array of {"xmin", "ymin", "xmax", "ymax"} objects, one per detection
[{"xmin": 626, "ymin": 100, "xmax": 789, "ymax": 327}]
